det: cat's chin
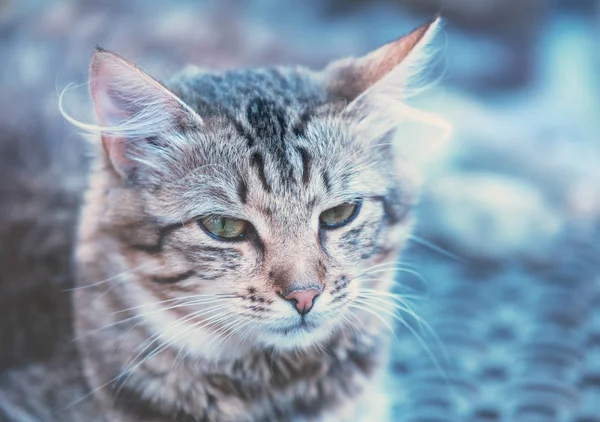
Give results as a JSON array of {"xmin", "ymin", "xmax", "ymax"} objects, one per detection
[
  {"xmin": 256, "ymin": 327, "xmax": 333, "ymax": 351},
  {"xmin": 253, "ymin": 317, "xmax": 343, "ymax": 351}
]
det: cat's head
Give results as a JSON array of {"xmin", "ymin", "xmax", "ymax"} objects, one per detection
[{"xmin": 71, "ymin": 19, "xmax": 447, "ymax": 355}]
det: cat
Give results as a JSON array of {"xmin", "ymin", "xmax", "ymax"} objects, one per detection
[{"xmin": 0, "ymin": 17, "xmax": 443, "ymax": 422}]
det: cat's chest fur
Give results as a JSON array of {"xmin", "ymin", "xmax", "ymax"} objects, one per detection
[{"xmin": 82, "ymin": 325, "xmax": 387, "ymax": 422}]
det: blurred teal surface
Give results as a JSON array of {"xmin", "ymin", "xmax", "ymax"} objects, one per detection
[{"xmin": 1, "ymin": 1, "xmax": 599, "ymax": 420}]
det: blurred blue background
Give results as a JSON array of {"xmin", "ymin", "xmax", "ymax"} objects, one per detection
[{"xmin": 1, "ymin": 0, "xmax": 599, "ymax": 420}]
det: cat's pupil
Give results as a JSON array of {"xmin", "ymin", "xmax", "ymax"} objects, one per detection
[
  {"xmin": 330, "ymin": 208, "xmax": 345, "ymax": 219},
  {"xmin": 200, "ymin": 216, "xmax": 247, "ymax": 239}
]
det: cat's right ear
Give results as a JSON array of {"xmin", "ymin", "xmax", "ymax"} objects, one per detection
[
  {"xmin": 322, "ymin": 18, "xmax": 441, "ymax": 103},
  {"xmin": 89, "ymin": 48, "xmax": 202, "ymax": 180},
  {"xmin": 321, "ymin": 18, "xmax": 449, "ymax": 164}
]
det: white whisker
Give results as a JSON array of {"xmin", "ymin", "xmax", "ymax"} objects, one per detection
[
  {"xmin": 408, "ymin": 234, "xmax": 465, "ymax": 262},
  {"xmin": 73, "ymin": 296, "xmax": 235, "ymax": 341},
  {"xmin": 65, "ymin": 263, "xmax": 152, "ymax": 292},
  {"xmin": 352, "ymin": 297, "xmax": 450, "ymax": 383}
]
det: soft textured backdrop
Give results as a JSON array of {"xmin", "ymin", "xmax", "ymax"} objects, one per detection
[{"xmin": 1, "ymin": 1, "xmax": 599, "ymax": 420}]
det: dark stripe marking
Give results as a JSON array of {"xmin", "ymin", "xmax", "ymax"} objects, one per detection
[
  {"xmin": 373, "ymin": 189, "xmax": 410, "ymax": 225},
  {"xmin": 250, "ymin": 152, "xmax": 271, "ymax": 193},
  {"xmin": 237, "ymin": 178, "xmax": 248, "ymax": 204},
  {"xmin": 246, "ymin": 97, "xmax": 287, "ymax": 144},
  {"xmin": 262, "ymin": 206, "xmax": 273, "ymax": 217},
  {"xmin": 275, "ymin": 110, "xmax": 287, "ymax": 146},
  {"xmin": 340, "ymin": 223, "xmax": 368, "ymax": 248},
  {"xmin": 251, "ymin": 235, "xmax": 266, "ymax": 262},
  {"xmin": 292, "ymin": 109, "xmax": 311, "ymax": 138},
  {"xmin": 321, "ymin": 170, "xmax": 331, "ymax": 193},
  {"xmin": 297, "ymin": 147, "xmax": 312, "ymax": 185},
  {"xmin": 246, "ymin": 98, "xmax": 291, "ymax": 186},
  {"xmin": 331, "ymin": 292, "xmax": 348, "ymax": 303},
  {"xmin": 232, "ymin": 119, "xmax": 255, "ymax": 148},
  {"xmin": 129, "ymin": 223, "xmax": 184, "ymax": 254},
  {"xmin": 151, "ymin": 270, "xmax": 195, "ymax": 284},
  {"xmin": 318, "ymin": 229, "xmax": 329, "ymax": 257}
]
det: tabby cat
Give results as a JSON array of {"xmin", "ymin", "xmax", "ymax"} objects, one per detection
[{"xmin": 0, "ymin": 18, "xmax": 443, "ymax": 422}]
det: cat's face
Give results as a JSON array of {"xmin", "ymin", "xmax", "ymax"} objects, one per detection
[
  {"xmin": 73, "ymin": 20, "xmax": 444, "ymax": 356},
  {"xmin": 114, "ymin": 104, "xmax": 415, "ymax": 352}
]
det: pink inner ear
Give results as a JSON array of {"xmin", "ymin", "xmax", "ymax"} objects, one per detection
[
  {"xmin": 93, "ymin": 85, "xmax": 133, "ymax": 127},
  {"xmin": 90, "ymin": 52, "xmax": 141, "ymax": 127},
  {"xmin": 87, "ymin": 49, "xmax": 204, "ymax": 181},
  {"xmin": 101, "ymin": 135, "xmax": 134, "ymax": 179},
  {"xmin": 88, "ymin": 50, "xmax": 175, "ymax": 179},
  {"xmin": 359, "ymin": 32, "xmax": 420, "ymax": 86},
  {"xmin": 90, "ymin": 53, "xmax": 142, "ymax": 178},
  {"xmin": 324, "ymin": 18, "xmax": 439, "ymax": 102}
]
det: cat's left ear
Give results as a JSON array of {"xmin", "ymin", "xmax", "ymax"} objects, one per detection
[
  {"xmin": 323, "ymin": 17, "xmax": 441, "ymax": 103},
  {"xmin": 89, "ymin": 48, "xmax": 203, "ymax": 180}
]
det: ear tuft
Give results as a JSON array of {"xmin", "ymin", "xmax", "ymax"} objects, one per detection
[
  {"xmin": 88, "ymin": 49, "xmax": 202, "ymax": 180},
  {"xmin": 323, "ymin": 17, "xmax": 442, "ymax": 102},
  {"xmin": 89, "ymin": 49, "xmax": 200, "ymax": 129}
]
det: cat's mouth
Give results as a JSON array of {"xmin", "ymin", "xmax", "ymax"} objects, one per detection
[{"xmin": 265, "ymin": 318, "xmax": 319, "ymax": 335}]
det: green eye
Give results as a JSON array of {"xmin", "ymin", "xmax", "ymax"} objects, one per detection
[
  {"xmin": 319, "ymin": 202, "xmax": 360, "ymax": 229},
  {"xmin": 199, "ymin": 215, "xmax": 248, "ymax": 240}
]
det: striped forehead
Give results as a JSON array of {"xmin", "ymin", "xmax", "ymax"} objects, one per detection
[
  {"xmin": 168, "ymin": 67, "xmax": 342, "ymax": 213},
  {"xmin": 235, "ymin": 97, "xmax": 322, "ymax": 202}
]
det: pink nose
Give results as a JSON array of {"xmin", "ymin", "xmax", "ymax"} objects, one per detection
[{"xmin": 284, "ymin": 289, "xmax": 320, "ymax": 315}]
